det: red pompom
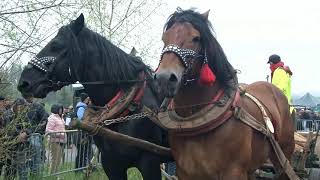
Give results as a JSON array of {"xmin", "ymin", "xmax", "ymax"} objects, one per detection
[{"xmin": 199, "ymin": 63, "xmax": 216, "ymax": 86}]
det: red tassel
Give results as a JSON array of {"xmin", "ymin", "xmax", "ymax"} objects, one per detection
[{"xmin": 199, "ymin": 63, "xmax": 216, "ymax": 86}]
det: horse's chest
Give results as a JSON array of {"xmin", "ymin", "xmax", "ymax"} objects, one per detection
[
  {"xmin": 169, "ymin": 135, "xmax": 225, "ymax": 177},
  {"xmin": 169, "ymin": 119, "xmax": 254, "ymax": 178}
]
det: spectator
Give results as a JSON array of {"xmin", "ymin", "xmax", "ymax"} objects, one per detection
[
  {"xmin": 63, "ymin": 105, "xmax": 75, "ymax": 128},
  {"xmin": 2, "ymin": 98, "xmax": 29, "ymax": 180},
  {"xmin": 0, "ymin": 95, "xmax": 6, "ymax": 129},
  {"xmin": 76, "ymin": 93, "xmax": 90, "ymax": 120},
  {"xmin": 45, "ymin": 104, "xmax": 66, "ymax": 174},
  {"xmin": 22, "ymin": 94, "xmax": 48, "ymax": 178},
  {"xmin": 0, "ymin": 95, "xmax": 7, "ymax": 177},
  {"xmin": 75, "ymin": 93, "xmax": 93, "ymax": 171}
]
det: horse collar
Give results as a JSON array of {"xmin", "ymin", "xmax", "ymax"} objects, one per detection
[
  {"xmin": 156, "ymin": 89, "xmax": 240, "ymax": 136},
  {"xmin": 82, "ymin": 71, "xmax": 147, "ymax": 126}
]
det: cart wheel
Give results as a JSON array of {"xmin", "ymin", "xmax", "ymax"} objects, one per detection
[{"xmin": 308, "ymin": 168, "xmax": 320, "ymax": 180}]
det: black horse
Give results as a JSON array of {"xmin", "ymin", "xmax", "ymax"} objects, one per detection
[{"xmin": 18, "ymin": 14, "xmax": 170, "ymax": 180}]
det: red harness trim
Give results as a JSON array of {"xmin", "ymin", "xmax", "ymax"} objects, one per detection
[
  {"xmin": 104, "ymin": 72, "xmax": 146, "ymax": 120},
  {"xmin": 106, "ymin": 90, "xmax": 125, "ymax": 109},
  {"xmin": 118, "ymin": 80, "xmax": 146, "ymax": 117},
  {"xmin": 169, "ymin": 88, "xmax": 225, "ymax": 110},
  {"xmin": 210, "ymin": 88, "xmax": 225, "ymax": 104}
]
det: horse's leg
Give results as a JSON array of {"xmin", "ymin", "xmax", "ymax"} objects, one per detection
[
  {"xmin": 100, "ymin": 154, "xmax": 128, "ymax": 180},
  {"xmin": 137, "ymin": 155, "xmax": 161, "ymax": 180},
  {"xmin": 93, "ymin": 137, "xmax": 128, "ymax": 180}
]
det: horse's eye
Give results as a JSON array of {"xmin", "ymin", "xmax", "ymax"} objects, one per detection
[
  {"xmin": 192, "ymin": 36, "xmax": 200, "ymax": 43},
  {"xmin": 50, "ymin": 42, "xmax": 63, "ymax": 52}
]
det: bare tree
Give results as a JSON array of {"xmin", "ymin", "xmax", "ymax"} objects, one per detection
[
  {"xmin": 67, "ymin": 0, "xmax": 166, "ymax": 62},
  {"xmin": 0, "ymin": 0, "xmax": 166, "ymax": 99}
]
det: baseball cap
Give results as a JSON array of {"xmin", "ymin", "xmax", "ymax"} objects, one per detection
[{"xmin": 267, "ymin": 54, "xmax": 281, "ymax": 64}]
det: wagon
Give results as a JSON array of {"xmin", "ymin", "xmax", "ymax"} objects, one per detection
[{"xmin": 256, "ymin": 118, "xmax": 320, "ymax": 180}]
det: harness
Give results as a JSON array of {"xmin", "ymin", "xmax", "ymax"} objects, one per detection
[
  {"xmin": 28, "ymin": 55, "xmax": 148, "ymax": 88},
  {"xmin": 80, "ymin": 71, "xmax": 150, "ymax": 127},
  {"xmin": 28, "ymin": 54, "xmax": 151, "ymax": 127},
  {"xmin": 160, "ymin": 44, "xmax": 206, "ymax": 84},
  {"xmin": 158, "ymin": 43, "xmax": 299, "ymax": 180}
]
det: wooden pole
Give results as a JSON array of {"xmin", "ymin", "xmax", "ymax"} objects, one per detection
[{"xmin": 70, "ymin": 120, "xmax": 172, "ymax": 157}]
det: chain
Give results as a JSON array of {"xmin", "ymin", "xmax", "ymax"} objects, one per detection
[{"xmin": 103, "ymin": 111, "xmax": 151, "ymax": 126}]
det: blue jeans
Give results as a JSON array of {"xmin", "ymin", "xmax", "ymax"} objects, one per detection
[
  {"xmin": 28, "ymin": 133, "xmax": 43, "ymax": 177},
  {"xmin": 165, "ymin": 162, "xmax": 176, "ymax": 176},
  {"xmin": 16, "ymin": 149, "xmax": 28, "ymax": 180}
]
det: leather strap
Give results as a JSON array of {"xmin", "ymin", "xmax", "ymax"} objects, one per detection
[
  {"xmin": 82, "ymin": 71, "xmax": 146, "ymax": 125},
  {"xmin": 235, "ymin": 92, "xmax": 299, "ymax": 180}
]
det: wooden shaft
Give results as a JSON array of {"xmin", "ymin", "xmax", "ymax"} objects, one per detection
[{"xmin": 70, "ymin": 120, "xmax": 172, "ymax": 157}]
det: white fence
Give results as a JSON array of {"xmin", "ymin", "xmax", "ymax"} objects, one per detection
[
  {"xmin": 296, "ymin": 119, "xmax": 320, "ymax": 132},
  {"xmin": 0, "ymin": 130, "xmax": 99, "ymax": 179}
]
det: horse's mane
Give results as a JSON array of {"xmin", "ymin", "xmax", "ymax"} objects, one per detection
[
  {"xmin": 63, "ymin": 24, "xmax": 149, "ymax": 83},
  {"xmin": 164, "ymin": 8, "xmax": 238, "ymax": 90}
]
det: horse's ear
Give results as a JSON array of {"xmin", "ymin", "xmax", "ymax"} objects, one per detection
[
  {"xmin": 71, "ymin": 13, "xmax": 85, "ymax": 35},
  {"xmin": 201, "ymin": 10, "xmax": 210, "ymax": 20},
  {"xmin": 129, "ymin": 47, "xmax": 138, "ymax": 56}
]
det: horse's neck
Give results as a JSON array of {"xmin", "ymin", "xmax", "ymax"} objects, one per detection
[
  {"xmin": 83, "ymin": 84, "xmax": 119, "ymax": 106},
  {"xmin": 173, "ymin": 82, "xmax": 222, "ymax": 117}
]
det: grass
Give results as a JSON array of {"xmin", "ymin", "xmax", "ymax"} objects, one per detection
[
  {"xmin": 55, "ymin": 167, "xmax": 143, "ymax": 180},
  {"xmin": 1, "ymin": 167, "xmax": 143, "ymax": 180},
  {"xmin": 46, "ymin": 167, "xmax": 143, "ymax": 180}
]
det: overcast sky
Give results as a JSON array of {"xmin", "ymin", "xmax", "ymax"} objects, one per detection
[{"xmin": 149, "ymin": 0, "xmax": 320, "ymax": 96}]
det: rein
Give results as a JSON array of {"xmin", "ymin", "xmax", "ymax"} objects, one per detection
[
  {"xmin": 28, "ymin": 55, "xmax": 154, "ymax": 88},
  {"xmin": 47, "ymin": 78, "xmax": 151, "ymax": 87}
]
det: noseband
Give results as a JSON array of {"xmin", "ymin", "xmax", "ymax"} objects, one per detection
[
  {"xmin": 28, "ymin": 56, "xmax": 73, "ymax": 87},
  {"xmin": 29, "ymin": 56, "xmax": 56, "ymax": 73},
  {"xmin": 160, "ymin": 44, "xmax": 207, "ymax": 84}
]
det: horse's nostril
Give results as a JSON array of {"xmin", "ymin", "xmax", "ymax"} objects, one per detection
[
  {"xmin": 153, "ymin": 74, "xmax": 157, "ymax": 80},
  {"xmin": 169, "ymin": 74, "xmax": 178, "ymax": 83}
]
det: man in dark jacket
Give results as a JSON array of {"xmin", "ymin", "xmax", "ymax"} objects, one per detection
[
  {"xmin": 22, "ymin": 94, "xmax": 48, "ymax": 178},
  {"xmin": 0, "ymin": 95, "xmax": 8, "ymax": 177},
  {"xmin": 2, "ymin": 96, "xmax": 48, "ymax": 179},
  {"xmin": 2, "ymin": 98, "xmax": 30, "ymax": 180}
]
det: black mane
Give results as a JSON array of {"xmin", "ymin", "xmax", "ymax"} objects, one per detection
[
  {"xmin": 164, "ymin": 8, "xmax": 237, "ymax": 89},
  {"xmin": 63, "ymin": 23, "xmax": 148, "ymax": 83}
]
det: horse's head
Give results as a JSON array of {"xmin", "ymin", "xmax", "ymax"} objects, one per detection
[
  {"xmin": 18, "ymin": 14, "xmax": 85, "ymax": 98},
  {"xmin": 154, "ymin": 8, "xmax": 236, "ymax": 98},
  {"xmin": 154, "ymin": 9, "xmax": 211, "ymax": 97}
]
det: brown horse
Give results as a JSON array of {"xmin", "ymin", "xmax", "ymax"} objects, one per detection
[{"xmin": 154, "ymin": 8, "xmax": 295, "ymax": 180}]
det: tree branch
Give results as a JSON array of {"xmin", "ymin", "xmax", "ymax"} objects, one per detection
[
  {"xmin": 117, "ymin": 3, "xmax": 161, "ymax": 46},
  {"xmin": 0, "ymin": 2, "xmax": 53, "ymax": 69},
  {"xmin": 110, "ymin": 0, "xmax": 143, "ymax": 36},
  {"xmin": 108, "ymin": 0, "xmax": 115, "ymax": 38},
  {"xmin": 0, "ymin": 0, "xmax": 64, "ymax": 16}
]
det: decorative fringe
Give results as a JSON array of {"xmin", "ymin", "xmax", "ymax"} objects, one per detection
[{"xmin": 199, "ymin": 63, "xmax": 216, "ymax": 86}]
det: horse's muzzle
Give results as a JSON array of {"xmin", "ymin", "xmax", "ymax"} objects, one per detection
[{"xmin": 154, "ymin": 71, "xmax": 179, "ymax": 97}]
